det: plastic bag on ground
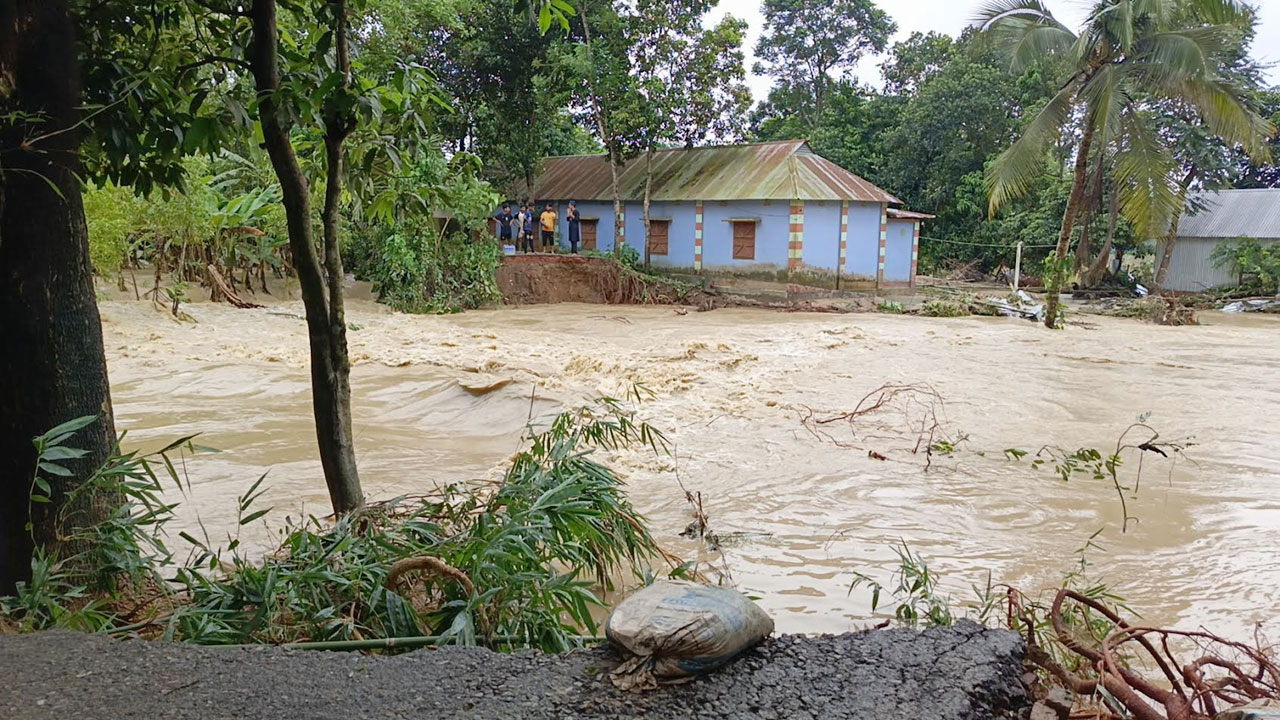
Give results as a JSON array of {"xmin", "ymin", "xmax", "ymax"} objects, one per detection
[{"xmin": 605, "ymin": 580, "xmax": 774, "ymax": 691}]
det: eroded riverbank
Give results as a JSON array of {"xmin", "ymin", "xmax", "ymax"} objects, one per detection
[{"xmin": 99, "ymin": 289, "xmax": 1280, "ymax": 637}]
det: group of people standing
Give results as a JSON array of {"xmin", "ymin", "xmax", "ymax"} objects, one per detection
[{"xmin": 494, "ymin": 200, "xmax": 582, "ymax": 254}]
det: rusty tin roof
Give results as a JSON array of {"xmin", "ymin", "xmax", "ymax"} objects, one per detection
[{"xmin": 527, "ymin": 140, "xmax": 902, "ymax": 204}]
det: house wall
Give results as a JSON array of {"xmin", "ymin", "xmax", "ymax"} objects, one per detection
[
  {"xmin": 844, "ymin": 202, "xmax": 883, "ymax": 281},
  {"xmin": 699, "ymin": 200, "xmax": 791, "ymax": 271},
  {"xmin": 884, "ymin": 219, "xmax": 916, "ymax": 283},
  {"xmin": 528, "ymin": 197, "xmax": 906, "ymax": 287},
  {"xmin": 641, "ymin": 201, "xmax": 698, "ymax": 268},
  {"xmin": 803, "ymin": 200, "xmax": 842, "ymax": 272},
  {"xmin": 1159, "ymin": 236, "xmax": 1277, "ymax": 292}
]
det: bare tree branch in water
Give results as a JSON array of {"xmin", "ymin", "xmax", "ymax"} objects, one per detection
[{"xmin": 798, "ymin": 383, "xmax": 962, "ymax": 471}]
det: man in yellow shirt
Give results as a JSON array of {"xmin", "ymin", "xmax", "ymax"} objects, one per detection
[{"xmin": 539, "ymin": 203, "xmax": 557, "ymax": 253}]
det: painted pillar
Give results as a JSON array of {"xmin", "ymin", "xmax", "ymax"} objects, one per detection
[
  {"xmin": 876, "ymin": 203, "xmax": 888, "ymax": 288},
  {"xmin": 838, "ymin": 200, "xmax": 849, "ymax": 277},
  {"xmin": 617, "ymin": 206, "xmax": 625, "ymax": 249},
  {"xmin": 694, "ymin": 201, "xmax": 704, "ymax": 272},
  {"xmin": 788, "ymin": 200, "xmax": 805, "ymax": 272},
  {"xmin": 910, "ymin": 221, "xmax": 920, "ymax": 288}
]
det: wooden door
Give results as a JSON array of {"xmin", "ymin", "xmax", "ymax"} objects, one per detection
[
  {"xmin": 649, "ymin": 220, "xmax": 670, "ymax": 255},
  {"xmin": 581, "ymin": 219, "xmax": 598, "ymax": 250},
  {"xmin": 732, "ymin": 221, "xmax": 756, "ymax": 260}
]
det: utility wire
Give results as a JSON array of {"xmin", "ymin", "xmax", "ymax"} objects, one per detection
[{"xmin": 920, "ymin": 236, "xmax": 1056, "ymax": 249}]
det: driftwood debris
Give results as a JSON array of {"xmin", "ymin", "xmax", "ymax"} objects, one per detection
[{"xmin": 206, "ymin": 264, "xmax": 263, "ymax": 309}]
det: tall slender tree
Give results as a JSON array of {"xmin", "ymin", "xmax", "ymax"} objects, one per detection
[
  {"xmin": 753, "ymin": 0, "xmax": 895, "ymax": 130},
  {"xmin": 630, "ymin": 1, "xmax": 750, "ymax": 270},
  {"xmin": 248, "ymin": 0, "xmax": 364, "ymax": 514}
]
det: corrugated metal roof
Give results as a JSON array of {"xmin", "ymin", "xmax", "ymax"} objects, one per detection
[
  {"xmin": 1179, "ymin": 189, "xmax": 1280, "ymax": 239},
  {"xmin": 887, "ymin": 208, "xmax": 935, "ymax": 220},
  {"xmin": 527, "ymin": 140, "xmax": 902, "ymax": 204}
]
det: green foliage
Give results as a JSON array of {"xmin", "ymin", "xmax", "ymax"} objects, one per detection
[
  {"xmin": 849, "ymin": 540, "xmax": 953, "ymax": 628},
  {"xmin": 348, "ymin": 223, "xmax": 501, "ymax": 313},
  {"xmin": 4, "ymin": 398, "xmax": 671, "ymax": 655},
  {"xmin": 345, "ymin": 150, "xmax": 503, "ymax": 312},
  {"xmin": 918, "ymin": 299, "xmax": 968, "ymax": 318},
  {"xmin": 978, "ymin": 0, "xmax": 1274, "ymax": 238},
  {"xmin": 753, "ymin": 0, "xmax": 896, "ymax": 129},
  {"xmin": 3, "ymin": 416, "xmax": 197, "ymax": 633},
  {"xmin": 1212, "ymin": 237, "xmax": 1280, "ymax": 292},
  {"xmin": 876, "ymin": 300, "xmax": 904, "ymax": 314}
]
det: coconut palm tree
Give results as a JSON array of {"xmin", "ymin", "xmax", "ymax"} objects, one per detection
[{"xmin": 976, "ymin": 0, "xmax": 1273, "ymax": 326}]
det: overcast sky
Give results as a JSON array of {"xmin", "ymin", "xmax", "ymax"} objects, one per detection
[{"xmin": 705, "ymin": 0, "xmax": 1280, "ymax": 102}]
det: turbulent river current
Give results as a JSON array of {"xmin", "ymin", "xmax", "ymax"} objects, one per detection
[{"xmin": 100, "ymin": 286, "xmax": 1280, "ymax": 637}]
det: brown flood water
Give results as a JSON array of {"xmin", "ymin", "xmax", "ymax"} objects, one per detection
[{"xmin": 100, "ymin": 289, "xmax": 1280, "ymax": 637}]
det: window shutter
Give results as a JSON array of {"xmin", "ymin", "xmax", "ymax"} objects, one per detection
[{"xmin": 732, "ymin": 221, "xmax": 756, "ymax": 260}]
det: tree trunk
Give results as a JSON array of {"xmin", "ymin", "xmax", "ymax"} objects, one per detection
[
  {"xmin": 609, "ymin": 149, "xmax": 623, "ymax": 257},
  {"xmin": 250, "ymin": 0, "xmax": 363, "ymax": 516},
  {"xmin": 1082, "ymin": 180, "xmax": 1120, "ymax": 288},
  {"xmin": 1074, "ymin": 162, "xmax": 1105, "ymax": 275},
  {"xmin": 1154, "ymin": 168, "xmax": 1197, "ymax": 295},
  {"xmin": 0, "ymin": 0, "xmax": 116, "ymax": 593},
  {"xmin": 642, "ymin": 146, "xmax": 653, "ymax": 272},
  {"xmin": 1044, "ymin": 116, "xmax": 1096, "ymax": 329}
]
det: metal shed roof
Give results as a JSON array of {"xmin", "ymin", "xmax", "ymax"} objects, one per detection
[
  {"xmin": 526, "ymin": 140, "xmax": 902, "ymax": 204},
  {"xmin": 1180, "ymin": 189, "xmax": 1280, "ymax": 239}
]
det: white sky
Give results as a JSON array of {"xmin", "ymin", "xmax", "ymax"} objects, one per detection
[{"xmin": 705, "ymin": 0, "xmax": 1280, "ymax": 102}]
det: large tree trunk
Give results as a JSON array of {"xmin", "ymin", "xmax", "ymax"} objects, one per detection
[
  {"xmin": 1044, "ymin": 117, "xmax": 1096, "ymax": 329},
  {"xmin": 0, "ymin": 0, "xmax": 116, "ymax": 593},
  {"xmin": 642, "ymin": 146, "xmax": 653, "ymax": 271},
  {"xmin": 1154, "ymin": 168, "xmax": 1197, "ymax": 295},
  {"xmin": 250, "ymin": 0, "xmax": 363, "ymax": 516}
]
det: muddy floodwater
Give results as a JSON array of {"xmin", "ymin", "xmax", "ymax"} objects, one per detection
[{"xmin": 100, "ymin": 289, "xmax": 1280, "ymax": 638}]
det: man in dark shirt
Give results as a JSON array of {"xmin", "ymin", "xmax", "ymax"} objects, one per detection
[
  {"xmin": 566, "ymin": 200, "xmax": 581, "ymax": 254},
  {"xmin": 495, "ymin": 204, "xmax": 515, "ymax": 245}
]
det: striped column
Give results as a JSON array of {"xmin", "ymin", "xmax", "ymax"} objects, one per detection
[
  {"xmin": 617, "ymin": 207, "xmax": 625, "ymax": 248},
  {"xmin": 838, "ymin": 200, "xmax": 849, "ymax": 275},
  {"xmin": 694, "ymin": 201, "xmax": 704, "ymax": 272},
  {"xmin": 910, "ymin": 221, "xmax": 920, "ymax": 288},
  {"xmin": 876, "ymin": 203, "xmax": 888, "ymax": 287},
  {"xmin": 788, "ymin": 200, "xmax": 805, "ymax": 270}
]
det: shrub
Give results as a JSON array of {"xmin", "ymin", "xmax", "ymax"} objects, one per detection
[
  {"xmin": 4, "ymin": 396, "xmax": 671, "ymax": 653},
  {"xmin": 918, "ymin": 299, "xmax": 969, "ymax": 317},
  {"xmin": 1212, "ymin": 238, "xmax": 1280, "ymax": 293},
  {"xmin": 349, "ymin": 221, "xmax": 501, "ymax": 313}
]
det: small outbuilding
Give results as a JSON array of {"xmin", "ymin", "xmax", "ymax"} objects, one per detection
[
  {"xmin": 1157, "ymin": 188, "xmax": 1280, "ymax": 292},
  {"xmin": 514, "ymin": 140, "xmax": 931, "ymax": 289}
]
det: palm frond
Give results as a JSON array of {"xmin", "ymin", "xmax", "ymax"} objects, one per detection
[
  {"xmin": 986, "ymin": 82, "xmax": 1078, "ymax": 216},
  {"xmin": 971, "ymin": 0, "xmax": 1059, "ymax": 30},
  {"xmin": 1080, "ymin": 64, "xmax": 1129, "ymax": 149},
  {"xmin": 1009, "ymin": 25, "xmax": 1078, "ymax": 72},
  {"xmin": 1133, "ymin": 27, "xmax": 1235, "ymax": 88},
  {"xmin": 1179, "ymin": 0, "xmax": 1250, "ymax": 25},
  {"xmin": 1178, "ymin": 77, "xmax": 1277, "ymax": 160},
  {"xmin": 1114, "ymin": 110, "xmax": 1179, "ymax": 238}
]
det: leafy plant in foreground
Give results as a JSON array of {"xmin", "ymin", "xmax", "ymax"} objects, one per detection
[{"xmin": 167, "ymin": 395, "xmax": 667, "ymax": 651}]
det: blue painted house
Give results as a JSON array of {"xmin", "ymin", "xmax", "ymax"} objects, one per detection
[{"xmin": 516, "ymin": 140, "xmax": 930, "ymax": 289}]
